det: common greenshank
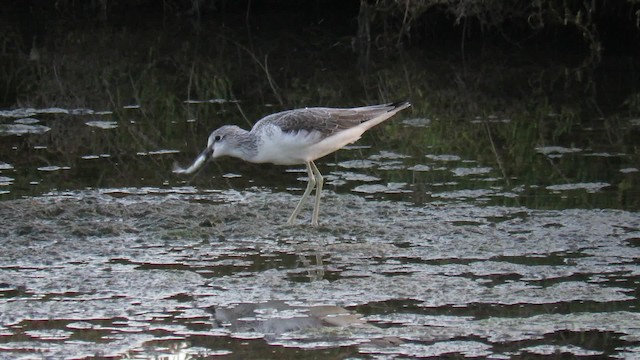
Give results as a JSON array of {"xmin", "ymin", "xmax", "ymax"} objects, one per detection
[{"xmin": 173, "ymin": 101, "xmax": 411, "ymax": 225}]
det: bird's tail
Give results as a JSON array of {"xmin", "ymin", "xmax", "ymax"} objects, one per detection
[
  {"xmin": 388, "ymin": 100, "xmax": 411, "ymax": 111},
  {"xmin": 358, "ymin": 100, "xmax": 411, "ymax": 130}
]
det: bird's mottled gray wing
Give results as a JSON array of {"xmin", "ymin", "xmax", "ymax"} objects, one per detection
[
  {"xmin": 271, "ymin": 108, "xmax": 365, "ymax": 136},
  {"xmin": 255, "ymin": 103, "xmax": 403, "ymax": 137}
]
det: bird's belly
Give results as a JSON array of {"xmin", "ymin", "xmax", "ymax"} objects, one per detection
[
  {"xmin": 251, "ymin": 126, "xmax": 366, "ymax": 165},
  {"xmin": 252, "ymin": 130, "xmax": 321, "ymax": 165},
  {"xmin": 253, "ymin": 127, "xmax": 364, "ymax": 165}
]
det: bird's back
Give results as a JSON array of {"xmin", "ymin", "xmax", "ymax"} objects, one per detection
[{"xmin": 252, "ymin": 102, "xmax": 409, "ymax": 139}]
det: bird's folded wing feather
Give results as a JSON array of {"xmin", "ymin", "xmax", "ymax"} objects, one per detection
[{"xmin": 262, "ymin": 104, "xmax": 398, "ymax": 137}]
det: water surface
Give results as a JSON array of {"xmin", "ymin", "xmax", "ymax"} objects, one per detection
[{"xmin": 0, "ymin": 19, "xmax": 639, "ymax": 359}]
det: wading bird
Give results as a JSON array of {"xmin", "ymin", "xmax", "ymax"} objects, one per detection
[{"xmin": 173, "ymin": 101, "xmax": 411, "ymax": 225}]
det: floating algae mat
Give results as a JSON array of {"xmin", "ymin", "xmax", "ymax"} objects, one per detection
[{"xmin": 0, "ymin": 189, "xmax": 638, "ymax": 359}]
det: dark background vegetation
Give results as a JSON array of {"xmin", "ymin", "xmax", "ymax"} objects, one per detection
[
  {"xmin": 0, "ymin": 1, "xmax": 638, "ymax": 107},
  {"xmin": 4, "ymin": 1, "xmax": 640, "ymax": 52},
  {"xmin": 1, "ymin": 0, "xmax": 639, "ymax": 106}
]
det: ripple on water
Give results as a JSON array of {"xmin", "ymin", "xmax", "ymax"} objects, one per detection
[
  {"xmin": 546, "ymin": 182, "xmax": 610, "ymax": 193},
  {"xmin": 401, "ymin": 117, "xmax": 431, "ymax": 127},
  {"xmin": 85, "ymin": 120, "xmax": 118, "ymax": 129},
  {"xmin": 37, "ymin": 165, "xmax": 71, "ymax": 172},
  {"xmin": 451, "ymin": 167, "xmax": 493, "ymax": 177},
  {"xmin": 336, "ymin": 159, "xmax": 378, "ymax": 169},
  {"xmin": 620, "ymin": 167, "xmax": 639, "ymax": 173},
  {"xmin": 0, "ymin": 123, "xmax": 51, "ymax": 136},
  {"xmin": 360, "ymin": 340, "xmax": 493, "ymax": 358},
  {"xmin": 352, "ymin": 182, "xmax": 410, "ymax": 194},
  {"xmin": 535, "ymin": 146, "xmax": 582, "ymax": 157},
  {"xmin": 14, "ymin": 117, "xmax": 40, "ymax": 124},
  {"xmin": 426, "ymin": 154, "xmax": 462, "ymax": 161},
  {"xmin": 522, "ymin": 344, "xmax": 603, "ymax": 357},
  {"xmin": 407, "ymin": 164, "xmax": 431, "ymax": 171},
  {"xmin": 368, "ymin": 151, "xmax": 410, "ymax": 160},
  {"xmin": 432, "ymin": 189, "xmax": 495, "ymax": 199},
  {"xmin": 81, "ymin": 154, "xmax": 111, "ymax": 159},
  {"xmin": 136, "ymin": 149, "xmax": 180, "ymax": 156},
  {"xmin": 331, "ymin": 171, "xmax": 380, "ymax": 182},
  {"xmin": 24, "ymin": 329, "xmax": 74, "ymax": 340}
]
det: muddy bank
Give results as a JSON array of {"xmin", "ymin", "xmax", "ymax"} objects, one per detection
[{"xmin": 0, "ymin": 189, "xmax": 639, "ymax": 358}]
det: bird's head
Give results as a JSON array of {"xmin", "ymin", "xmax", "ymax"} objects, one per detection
[{"xmin": 173, "ymin": 125, "xmax": 247, "ymax": 175}]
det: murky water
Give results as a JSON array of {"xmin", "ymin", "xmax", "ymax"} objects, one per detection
[
  {"xmin": 1, "ymin": 18, "xmax": 640, "ymax": 360},
  {"xmin": 1, "ymin": 189, "xmax": 639, "ymax": 358}
]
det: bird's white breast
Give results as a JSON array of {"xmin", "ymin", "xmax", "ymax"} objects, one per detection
[
  {"xmin": 251, "ymin": 126, "xmax": 324, "ymax": 165},
  {"xmin": 251, "ymin": 123, "xmax": 369, "ymax": 165}
]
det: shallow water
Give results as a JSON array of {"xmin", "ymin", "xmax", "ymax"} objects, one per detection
[
  {"xmin": 1, "ymin": 17, "xmax": 640, "ymax": 359},
  {"xmin": 0, "ymin": 190, "xmax": 638, "ymax": 358}
]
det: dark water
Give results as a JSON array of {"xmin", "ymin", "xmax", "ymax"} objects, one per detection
[{"xmin": 1, "ymin": 20, "xmax": 639, "ymax": 359}]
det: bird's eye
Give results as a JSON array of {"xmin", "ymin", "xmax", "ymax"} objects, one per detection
[{"xmin": 214, "ymin": 135, "xmax": 222, "ymax": 141}]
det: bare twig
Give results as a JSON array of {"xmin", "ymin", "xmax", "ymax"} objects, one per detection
[
  {"xmin": 483, "ymin": 120, "xmax": 510, "ymax": 186},
  {"xmin": 232, "ymin": 41, "xmax": 284, "ymax": 106}
]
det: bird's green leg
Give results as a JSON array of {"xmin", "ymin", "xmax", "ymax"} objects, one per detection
[
  {"xmin": 310, "ymin": 161, "xmax": 324, "ymax": 226},
  {"xmin": 287, "ymin": 162, "xmax": 316, "ymax": 225}
]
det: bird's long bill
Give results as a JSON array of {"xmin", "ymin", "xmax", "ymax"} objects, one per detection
[{"xmin": 172, "ymin": 146, "xmax": 213, "ymax": 174}]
